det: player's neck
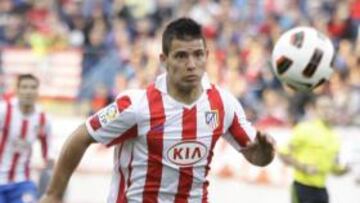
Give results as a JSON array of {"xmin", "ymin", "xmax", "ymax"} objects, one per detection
[
  {"xmin": 167, "ymin": 83, "xmax": 203, "ymax": 105},
  {"xmin": 19, "ymin": 103, "xmax": 35, "ymax": 115},
  {"xmin": 320, "ymin": 119, "xmax": 332, "ymax": 128}
]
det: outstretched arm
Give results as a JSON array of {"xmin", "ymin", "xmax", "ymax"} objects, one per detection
[
  {"xmin": 278, "ymin": 150, "xmax": 319, "ymax": 175},
  {"xmin": 39, "ymin": 124, "xmax": 96, "ymax": 203},
  {"xmin": 219, "ymin": 90, "xmax": 276, "ymax": 166},
  {"xmin": 240, "ymin": 132, "xmax": 275, "ymax": 167}
]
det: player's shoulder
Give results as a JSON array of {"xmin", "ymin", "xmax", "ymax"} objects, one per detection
[
  {"xmin": 0, "ymin": 99, "xmax": 6, "ymax": 112},
  {"xmin": 294, "ymin": 120, "xmax": 310, "ymax": 129},
  {"xmin": 115, "ymin": 89, "xmax": 145, "ymax": 97},
  {"xmin": 0, "ymin": 98, "xmax": 6, "ymax": 105},
  {"xmin": 0, "ymin": 97, "xmax": 14, "ymax": 112},
  {"xmin": 293, "ymin": 119, "xmax": 319, "ymax": 134},
  {"xmin": 34, "ymin": 104, "xmax": 52, "ymax": 121},
  {"xmin": 210, "ymin": 84, "xmax": 238, "ymax": 103}
]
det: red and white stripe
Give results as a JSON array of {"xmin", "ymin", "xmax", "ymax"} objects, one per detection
[
  {"xmin": 86, "ymin": 74, "xmax": 256, "ymax": 203},
  {"xmin": 0, "ymin": 102, "xmax": 12, "ymax": 164},
  {"xmin": 0, "ymin": 99, "xmax": 52, "ymax": 184}
]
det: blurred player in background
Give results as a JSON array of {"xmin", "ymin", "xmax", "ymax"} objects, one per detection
[
  {"xmin": 40, "ymin": 17, "xmax": 275, "ymax": 203},
  {"xmin": 0, "ymin": 74, "xmax": 53, "ymax": 203},
  {"xmin": 278, "ymin": 95, "xmax": 349, "ymax": 203}
]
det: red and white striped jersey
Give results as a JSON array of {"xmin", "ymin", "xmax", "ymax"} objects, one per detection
[
  {"xmin": 0, "ymin": 98, "xmax": 52, "ymax": 184},
  {"xmin": 86, "ymin": 74, "xmax": 257, "ymax": 203}
]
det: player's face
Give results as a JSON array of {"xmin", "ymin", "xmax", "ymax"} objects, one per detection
[
  {"xmin": 161, "ymin": 38, "xmax": 208, "ymax": 92},
  {"xmin": 17, "ymin": 79, "xmax": 39, "ymax": 106}
]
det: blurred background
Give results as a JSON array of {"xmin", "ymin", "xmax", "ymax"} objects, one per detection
[{"xmin": 0, "ymin": 0, "xmax": 359, "ymax": 202}]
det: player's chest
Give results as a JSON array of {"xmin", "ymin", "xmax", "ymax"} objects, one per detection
[
  {"xmin": 137, "ymin": 103, "xmax": 224, "ymax": 166},
  {"xmin": 303, "ymin": 131, "xmax": 336, "ymax": 152},
  {"xmin": 7, "ymin": 112, "xmax": 43, "ymax": 142},
  {"xmin": 138, "ymin": 101, "xmax": 223, "ymax": 139}
]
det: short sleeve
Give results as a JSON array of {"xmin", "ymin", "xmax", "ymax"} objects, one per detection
[
  {"xmin": 85, "ymin": 90, "xmax": 141, "ymax": 147},
  {"xmin": 222, "ymin": 90, "xmax": 257, "ymax": 150}
]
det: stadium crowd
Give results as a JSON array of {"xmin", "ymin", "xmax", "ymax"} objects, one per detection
[{"xmin": 0, "ymin": 0, "xmax": 359, "ymax": 126}]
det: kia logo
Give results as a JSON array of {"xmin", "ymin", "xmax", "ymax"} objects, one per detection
[{"xmin": 167, "ymin": 141, "xmax": 208, "ymax": 166}]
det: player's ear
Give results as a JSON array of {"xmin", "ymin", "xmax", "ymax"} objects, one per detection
[
  {"xmin": 159, "ymin": 53, "xmax": 168, "ymax": 70},
  {"xmin": 160, "ymin": 53, "xmax": 166, "ymax": 62}
]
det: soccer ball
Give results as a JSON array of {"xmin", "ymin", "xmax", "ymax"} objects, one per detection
[{"xmin": 271, "ymin": 27, "xmax": 335, "ymax": 91}]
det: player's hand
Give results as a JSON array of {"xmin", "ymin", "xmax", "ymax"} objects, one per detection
[
  {"xmin": 301, "ymin": 164, "xmax": 318, "ymax": 175},
  {"xmin": 39, "ymin": 194, "xmax": 62, "ymax": 203},
  {"xmin": 240, "ymin": 132, "xmax": 275, "ymax": 166},
  {"xmin": 332, "ymin": 163, "xmax": 351, "ymax": 176}
]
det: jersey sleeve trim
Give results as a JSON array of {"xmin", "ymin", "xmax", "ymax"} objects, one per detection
[
  {"xmin": 88, "ymin": 115, "xmax": 101, "ymax": 132},
  {"xmin": 85, "ymin": 90, "xmax": 141, "ymax": 145},
  {"xmin": 106, "ymin": 125, "xmax": 138, "ymax": 147},
  {"xmin": 85, "ymin": 120, "xmax": 102, "ymax": 143},
  {"xmin": 228, "ymin": 114, "xmax": 251, "ymax": 147},
  {"xmin": 88, "ymin": 95, "xmax": 132, "ymax": 132}
]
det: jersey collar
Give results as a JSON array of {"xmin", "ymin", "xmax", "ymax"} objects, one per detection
[{"xmin": 10, "ymin": 97, "xmax": 41, "ymax": 114}]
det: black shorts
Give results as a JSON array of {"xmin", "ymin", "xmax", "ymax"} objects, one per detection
[{"xmin": 291, "ymin": 181, "xmax": 329, "ymax": 203}]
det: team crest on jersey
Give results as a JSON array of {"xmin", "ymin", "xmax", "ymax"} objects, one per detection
[
  {"xmin": 98, "ymin": 103, "xmax": 118, "ymax": 126},
  {"xmin": 205, "ymin": 110, "xmax": 219, "ymax": 130}
]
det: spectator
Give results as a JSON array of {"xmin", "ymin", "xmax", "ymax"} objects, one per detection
[{"xmin": 0, "ymin": 0, "xmax": 357, "ymax": 126}]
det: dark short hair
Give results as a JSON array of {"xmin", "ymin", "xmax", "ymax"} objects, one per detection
[
  {"xmin": 162, "ymin": 17, "xmax": 205, "ymax": 55},
  {"xmin": 17, "ymin": 74, "xmax": 39, "ymax": 87}
]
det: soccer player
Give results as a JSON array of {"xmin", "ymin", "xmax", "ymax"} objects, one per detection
[
  {"xmin": 0, "ymin": 74, "xmax": 53, "ymax": 203},
  {"xmin": 278, "ymin": 95, "xmax": 349, "ymax": 203},
  {"xmin": 39, "ymin": 17, "xmax": 275, "ymax": 203}
]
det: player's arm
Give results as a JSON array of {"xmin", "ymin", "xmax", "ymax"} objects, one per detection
[
  {"xmin": 39, "ymin": 124, "xmax": 95, "ymax": 203},
  {"xmin": 331, "ymin": 136, "xmax": 350, "ymax": 176},
  {"xmin": 38, "ymin": 113, "xmax": 55, "ymax": 168},
  {"xmin": 222, "ymin": 90, "xmax": 275, "ymax": 167},
  {"xmin": 40, "ymin": 91, "xmax": 139, "ymax": 202},
  {"xmin": 278, "ymin": 145, "xmax": 318, "ymax": 175},
  {"xmin": 330, "ymin": 153, "xmax": 350, "ymax": 175},
  {"xmin": 277, "ymin": 126, "xmax": 320, "ymax": 175},
  {"xmin": 38, "ymin": 114, "xmax": 63, "ymax": 198}
]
